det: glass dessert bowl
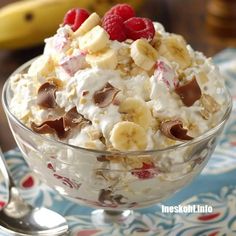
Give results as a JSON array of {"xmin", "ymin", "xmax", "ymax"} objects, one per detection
[
  {"xmin": 2, "ymin": 59, "xmax": 232, "ymax": 222},
  {"xmin": 1, "ymin": 3, "xmax": 234, "ymax": 224}
]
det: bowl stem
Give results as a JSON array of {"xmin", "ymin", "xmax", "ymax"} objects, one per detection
[{"xmin": 91, "ymin": 209, "xmax": 133, "ymax": 225}]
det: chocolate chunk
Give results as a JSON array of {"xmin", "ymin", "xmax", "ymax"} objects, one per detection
[
  {"xmin": 93, "ymin": 82, "xmax": 120, "ymax": 108},
  {"xmin": 175, "ymin": 77, "xmax": 202, "ymax": 107},
  {"xmin": 31, "ymin": 107, "xmax": 90, "ymax": 139},
  {"xmin": 160, "ymin": 119, "xmax": 193, "ymax": 141},
  {"xmin": 98, "ymin": 189, "xmax": 112, "ymax": 204},
  {"xmin": 82, "ymin": 90, "xmax": 89, "ymax": 96},
  {"xmin": 63, "ymin": 107, "xmax": 91, "ymax": 131},
  {"xmin": 112, "ymin": 194, "xmax": 126, "ymax": 205},
  {"xmin": 37, "ymin": 82, "xmax": 57, "ymax": 109},
  {"xmin": 31, "ymin": 118, "xmax": 66, "ymax": 139},
  {"xmin": 98, "ymin": 189, "xmax": 126, "ymax": 205},
  {"xmin": 97, "ymin": 155, "xmax": 109, "ymax": 162}
]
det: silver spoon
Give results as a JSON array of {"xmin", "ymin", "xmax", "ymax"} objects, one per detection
[{"xmin": 0, "ymin": 148, "xmax": 68, "ymax": 235}]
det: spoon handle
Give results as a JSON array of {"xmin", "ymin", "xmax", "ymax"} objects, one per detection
[{"xmin": 0, "ymin": 148, "xmax": 16, "ymax": 193}]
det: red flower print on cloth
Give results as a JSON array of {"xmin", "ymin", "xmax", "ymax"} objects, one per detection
[{"xmin": 20, "ymin": 173, "xmax": 38, "ymax": 189}]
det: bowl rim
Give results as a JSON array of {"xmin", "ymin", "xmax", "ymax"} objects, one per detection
[{"xmin": 2, "ymin": 57, "xmax": 233, "ymax": 155}]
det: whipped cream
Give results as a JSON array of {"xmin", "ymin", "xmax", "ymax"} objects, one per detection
[{"xmin": 10, "ymin": 19, "xmax": 229, "ymax": 151}]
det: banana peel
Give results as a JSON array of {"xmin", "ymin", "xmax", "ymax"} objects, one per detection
[{"xmin": 0, "ymin": 0, "xmax": 144, "ymax": 50}]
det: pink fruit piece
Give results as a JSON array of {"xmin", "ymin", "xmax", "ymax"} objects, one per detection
[
  {"xmin": 131, "ymin": 162, "xmax": 156, "ymax": 179},
  {"xmin": 154, "ymin": 60, "xmax": 178, "ymax": 90},
  {"xmin": 59, "ymin": 52, "xmax": 88, "ymax": 76}
]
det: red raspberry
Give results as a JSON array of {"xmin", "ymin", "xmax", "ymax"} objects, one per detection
[
  {"xmin": 105, "ymin": 3, "xmax": 135, "ymax": 21},
  {"xmin": 102, "ymin": 14, "xmax": 127, "ymax": 42},
  {"xmin": 131, "ymin": 162, "xmax": 156, "ymax": 180},
  {"xmin": 63, "ymin": 8, "xmax": 90, "ymax": 32},
  {"xmin": 124, "ymin": 17, "xmax": 155, "ymax": 40}
]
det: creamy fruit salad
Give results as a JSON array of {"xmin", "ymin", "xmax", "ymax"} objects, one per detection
[
  {"xmin": 7, "ymin": 4, "xmax": 231, "ymax": 208},
  {"xmin": 10, "ymin": 4, "xmax": 227, "ymax": 152}
]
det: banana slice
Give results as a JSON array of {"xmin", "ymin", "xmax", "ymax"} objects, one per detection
[
  {"xmin": 119, "ymin": 97, "xmax": 152, "ymax": 129},
  {"xmin": 130, "ymin": 39, "xmax": 158, "ymax": 71},
  {"xmin": 86, "ymin": 48, "xmax": 117, "ymax": 69},
  {"xmin": 74, "ymin": 13, "xmax": 101, "ymax": 37},
  {"xmin": 28, "ymin": 55, "xmax": 54, "ymax": 77},
  {"xmin": 79, "ymin": 25, "xmax": 109, "ymax": 53},
  {"xmin": 158, "ymin": 34, "xmax": 191, "ymax": 69},
  {"xmin": 110, "ymin": 121, "xmax": 147, "ymax": 151}
]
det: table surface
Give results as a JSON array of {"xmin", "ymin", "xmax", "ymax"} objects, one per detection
[{"xmin": 0, "ymin": 0, "xmax": 236, "ymax": 151}]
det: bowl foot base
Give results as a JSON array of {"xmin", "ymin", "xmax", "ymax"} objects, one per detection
[{"xmin": 91, "ymin": 209, "xmax": 133, "ymax": 225}]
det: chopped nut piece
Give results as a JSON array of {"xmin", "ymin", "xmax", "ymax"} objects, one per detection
[
  {"xmin": 195, "ymin": 58, "xmax": 205, "ymax": 65},
  {"xmin": 117, "ymin": 63, "xmax": 132, "ymax": 78},
  {"xmin": 178, "ymin": 72, "xmax": 186, "ymax": 81},
  {"xmin": 41, "ymin": 57, "xmax": 55, "ymax": 77},
  {"xmin": 200, "ymin": 94, "xmax": 220, "ymax": 119},
  {"xmin": 117, "ymin": 47, "xmax": 131, "ymax": 64},
  {"xmin": 84, "ymin": 141, "xmax": 97, "ymax": 149},
  {"xmin": 88, "ymin": 129, "xmax": 101, "ymax": 140},
  {"xmin": 202, "ymin": 94, "xmax": 220, "ymax": 113},
  {"xmin": 47, "ymin": 77, "xmax": 64, "ymax": 88},
  {"xmin": 200, "ymin": 109, "xmax": 210, "ymax": 120},
  {"xmin": 106, "ymin": 155, "xmax": 125, "ymax": 163},
  {"xmin": 125, "ymin": 155, "xmax": 154, "ymax": 169},
  {"xmin": 80, "ymin": 97, "xmax": 87, "ymax": 104},
  {"xmin": 130, "ymin": 65, "xmax": 146, "ymax": 76},
  {"xmin": 66, "ymin": 48, "xmax": 73, "ymax": 56},
  {"xmin": 198, "ymin": 72, "xmax": 208, "ymax": 84},
  {"xmin": 68, "ymin": 87, "xmax": 76, "ymax": 100}
]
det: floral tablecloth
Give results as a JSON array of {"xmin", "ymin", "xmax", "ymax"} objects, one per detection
[{"xmin": 1, "ymin": 49, "xmax": 236, "ymax": 236}]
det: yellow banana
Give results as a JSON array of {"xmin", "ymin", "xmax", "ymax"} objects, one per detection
[
  {"xmin": 0, "ymin": 0, "xmax": 144, "ymax": 50},
  {"xmin": 0, "ymin": 0, "xmax": 92, "ymax": 49}
]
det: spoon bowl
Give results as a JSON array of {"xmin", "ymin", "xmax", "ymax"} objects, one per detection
[{"xmin": 0, "ymin": 148, "xmax": 68, "ymax": 236}]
